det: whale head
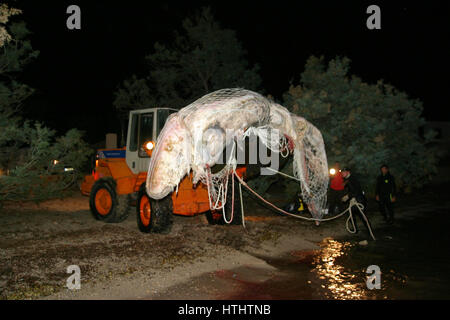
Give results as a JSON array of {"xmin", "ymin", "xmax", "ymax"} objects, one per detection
[{"xmin": 146, "ymin": 114, "xmax": 192, "ymax": 199}]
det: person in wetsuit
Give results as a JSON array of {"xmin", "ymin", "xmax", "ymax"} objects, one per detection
[
  {"xmin": 375, "ymin": 164, "xmax": 397, "ymax": 224},
  {"xmin": 341, "ymin": 167, "xmax": 372, "ymax": 235}
]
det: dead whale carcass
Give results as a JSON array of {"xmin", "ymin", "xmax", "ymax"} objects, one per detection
[{"xmin": 146, "ymin": 88, "xmax": 329, "ymax": 219}]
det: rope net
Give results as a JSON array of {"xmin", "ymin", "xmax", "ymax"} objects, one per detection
[
  {"xmin": 293, "ymin": 121, "xmax": 329, "ymax": 219},
  {"xmin": 147, "ymin": 88, "xmax": 329, "ymax": 219}
]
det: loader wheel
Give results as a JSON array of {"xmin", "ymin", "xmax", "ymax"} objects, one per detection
[
  {"xmin": 205, "ymin": 175, "xmax": 243, "ymax": 226},
  {"xmin": 90, "ymin": 178, "xmax": 130, "ymax": 223},
  {"xmin": 137, "ymin": 184, "xmax": 173, "ymax": 234}
]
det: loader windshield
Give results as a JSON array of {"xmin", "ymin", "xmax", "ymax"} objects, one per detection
[
  {"xmin": 157, "ymin": 109, "xmax": 177, "ymax": 138},
  {"xmin": 138, "ymin": 113, "xmax": 154, "ymax": 157}
]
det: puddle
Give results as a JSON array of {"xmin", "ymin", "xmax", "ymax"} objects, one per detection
[
  {"xmin": 222, "ymin": 210, "xmax": 450, "ymax": 300},
  {"xmin": 150, "ymin": 209, "xmax": 450, "ymax": 300}
]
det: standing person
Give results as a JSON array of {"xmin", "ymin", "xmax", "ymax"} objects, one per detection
[
  {"xmin": 328, "ymin": 162, "xmax": 346, "ymax": 215},
  {"xmin": 375, "ymin": 164, "xmax": 397, "ymax": 224},
  {"xmin": 341, "ymin": 167, "xmax": 372, "ymax": 235}
]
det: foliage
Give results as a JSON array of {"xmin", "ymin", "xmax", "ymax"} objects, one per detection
[
  {"xmin": 283, "ymin": 56, "xmax": 439, "ymax": 193},
  {"xmin": 1, "ymin": 4, "xmax": 38, "ymax": 118},
  {"xmin": 112, "ymin": 75, "xmax": 155, "ymax": 145},
  {"xmin": 0, "ymin": 3, "xmax": 22, "ymax": 47},
  {"xmin": 113, "ymin": 7, "xmax": 261, "ymax": 123},
  {"xmin": 0, "ymin": 124, "xmax": 92, "ymax": 201},
  {"xmin": 0, "ymin": 4, "xmax": 92, "ymax": 202}
]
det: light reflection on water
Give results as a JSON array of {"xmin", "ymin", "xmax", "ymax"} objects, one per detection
[{"xmin": 312, "ymin": 238, "xmax": 369, "ymax": 300}]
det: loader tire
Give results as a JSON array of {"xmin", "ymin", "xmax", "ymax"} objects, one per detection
[
  {"xmin": 90, "ymin": 178, "xmax": 130, "ymax": 223},
  {"xmin": 137, "ymin": 184, "xmax": 173, "ymax": 234},
  {"xmin": 205, "ymin": 175, "xmax": 243, "ymax": 226}
]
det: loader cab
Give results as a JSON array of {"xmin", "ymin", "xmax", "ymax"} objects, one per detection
[{"xmin": 126, "ymin": 108, "xmax": 178, "ymax": 174}]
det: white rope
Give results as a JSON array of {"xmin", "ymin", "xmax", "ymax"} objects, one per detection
[
  {"xmin": 221, "ymin": 141, "xmax": 237, "ymax": 224},
  {"xmin": 264, "ymin": 167, "xmax": 302, "ymax": 182},
  {"xmin": 279, "ymin": 136, "xmax": 291, "ymax": 158},
  {"xmin": 233, "ymin": 171, "xmax": 376, "ymax": 240},
  {"xmin": 239, "ymin": 182, "xmax": 246, "ymax": 229},
  {"xmin": 222, "ymin": 167, "xmax": 234, "ymax": 224}
]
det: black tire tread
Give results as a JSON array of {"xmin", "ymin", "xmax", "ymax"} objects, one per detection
[
  {"xmin": 151, "ymin": 195, "xmax": 174, "ymax": 233},
  {"xmin": 136, "ymin": 184, "xmax": 173, "ymax": 234},
  {"xmin": 89, "ymin": 177, "xmax": 130, "ymax": 223}
]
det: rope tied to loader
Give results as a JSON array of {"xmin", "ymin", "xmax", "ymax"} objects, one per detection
[
  {"xmin": 206, "ymin": 137, "xmax": 375, "ymax": 240},
  {"xmin": 232, "ymin": 170, "xmax": 376, "ymax": 241}
]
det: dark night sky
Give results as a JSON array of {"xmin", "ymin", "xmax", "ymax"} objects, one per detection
[{"xmin": 12, "ymin": 1, "xmax": 450, "ymax": 143}]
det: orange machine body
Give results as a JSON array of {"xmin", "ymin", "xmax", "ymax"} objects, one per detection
[{"xmin": 81, "ymin": 147, "xmax": 246, "ymax": 216}]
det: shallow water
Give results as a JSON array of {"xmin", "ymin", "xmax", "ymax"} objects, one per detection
[
  {"xmin": 264, "ymin": 209, "xmax": 450, "ymax": 300},
  {"xmin": 218, "ymin": 208, "xmax": 450, "ymax": 300},
  {"xmin": 335, "ymin": 209, "xmax": 450, "ymax": 300},
  {"xmin": 148, "ymin": 199, "xmax": 450, "ymax": 300}
]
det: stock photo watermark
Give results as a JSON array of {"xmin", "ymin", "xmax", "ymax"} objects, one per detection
[
  {"xmin": 66, "ymin": 265, "xmax": 81, "ymax": 290},
  {"xmin": 366, "ymin": 265, "xmax": 381, "ymax": 290},
  {"xmin": 66, "ymin": 5, "xmax": 81, "ymax": 30},
  {"xmin": 65, "ymin": 5, "xmax": 381, "ymax": 31},
  {"xmin": 201, "ymin": 127, "xmax": 285, "ymax": 175},
  {"xmin": 366, "ymin": 5, "xmax": 381, "ymax": 30}
]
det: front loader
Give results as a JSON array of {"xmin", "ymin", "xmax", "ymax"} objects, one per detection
[{"xmin": 80, "ymin": 107, "xmax": 245, "ymax": 234}]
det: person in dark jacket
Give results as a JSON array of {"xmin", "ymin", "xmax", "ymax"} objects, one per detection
[
  {"xmin": 341, "ymin": 167, "xmax": 372, "ymax": 235},
  {"xmin": 375, "ymin": 164, "xmax": 397, "ymax": 224}
]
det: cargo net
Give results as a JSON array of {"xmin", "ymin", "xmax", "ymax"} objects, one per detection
[
  {"xmin": 181, "ymin": 88, "xmax": 272, "ymax": 211},
  {"xmin": 198, "ymin": 125, "xmax": 329, "ymax": 221},
  {"xmin": 178, "ymin": 88, "xmax": 328, "ymax": 219},
  {"xmin": 201, "ymin": 164, "xmax": 233, "ymax": 211},
  {"xmin": 199, "ymin": 126, "xmax": 290, "ymax": 213},
  {"xmin": 293, "ymin": 123, "xmax": 329, "ymax": 219},
  {"xmin": 242, "ymin": 122, "xmax": 328, "ymax": 219},
  {"xmin": 179, "ymin": 88, "xmax": 272, "ymax": 128},
  {"xmin": 198, "ymin": 138, "xmax": 234, "ymax": 211}
]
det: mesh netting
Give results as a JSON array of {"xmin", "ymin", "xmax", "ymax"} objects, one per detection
[
  {"xmin": 292, "ymin": 117, "xmax": 329, "ymax": 219},
  {"xmin": 199, "ymin": 141, "xmax": 236, "ymax": 211},
  {"xmin": 146, "ymin": 88, "xmax": 329, "ymax": 219}
]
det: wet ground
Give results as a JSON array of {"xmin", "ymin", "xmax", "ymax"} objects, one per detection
[
  {"xmin": 150, "ymin": 185, "xmax": 450, "ymax": 300},
  {"xmin": 1, "ymin": 182, "xmax": 449, "ymax": 300},
  {"xmin": 150, "ymin": 213, "xmax": 450, "ymax": 300}
]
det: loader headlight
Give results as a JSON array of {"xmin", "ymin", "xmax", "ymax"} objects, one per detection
[
  {"xmin": 141, "ymin": 140, "xmax": 155, "ymax": 157},
  {"xmin": 329, "ymin": 168, "xmax": 336, "ymax": 175},
  {"xmin": 145, "ymin": 141, "xmax": 154, "ymax": 150}
]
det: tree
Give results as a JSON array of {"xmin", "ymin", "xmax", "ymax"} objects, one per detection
[
  {"xmin": 0, "ymin": 4, "xmax": 38, "ymax": 120},
  {"xmin": 147, "ymin": 7, "xmax": 261, "ymax": 106},
  {"xmin": 113, "ymin": 7, "xmax": 262, "ymax": 125},
  {"xmin": 0, "ymin": 4, "xmax": 92, "ymax": 202},
  {"xmin": 283, "ymin": 56, "xmax": 438, "ymax": 194},
  {"xmin": 113, "ymin": 75, "xmax": 155, "ymax": 145},
  {"xmin": 0, "ymin": 3, "xmax": 38, "ymax": 170}
]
